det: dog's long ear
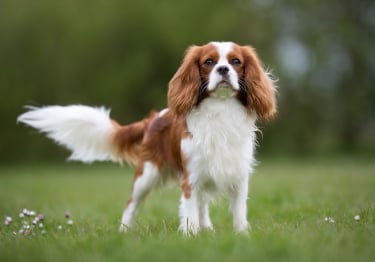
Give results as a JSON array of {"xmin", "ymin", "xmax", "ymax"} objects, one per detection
[
  {"xmin": 168, "ymin": 46, "xmax": 202, "ymax": 116},
  {"xmin": 241, "ymin": 46, "xmax": 277, "ymax": 121}
]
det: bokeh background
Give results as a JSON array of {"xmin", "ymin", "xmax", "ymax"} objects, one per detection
[{"xmin": 1, "ymin": 0, "xmax": 374, "ymax": 163}]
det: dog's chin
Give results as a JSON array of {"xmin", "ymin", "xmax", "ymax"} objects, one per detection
[{"xmin": 210, "ymin": 82, "xmax": 236, "ymax": 100}]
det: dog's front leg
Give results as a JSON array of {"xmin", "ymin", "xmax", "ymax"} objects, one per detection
[
  {"xmin": 229, "ymin": 176, "xmax": 250, "ymax": 234},
  {"xmin": 198, "ymin": 196, "xmax": 213, "ymax": 231},
  {"xmin": 178, "ymin": 188, "xmax": 200, "ymax": 236}
]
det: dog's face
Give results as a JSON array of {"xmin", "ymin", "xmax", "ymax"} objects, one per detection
[
  {"xmin": 168, "ymin": 41, "xmax": 277, "ymax": 120},
  {"xmin": 199, "ymin": 42, "xmax": 241, "ymax": 93}
]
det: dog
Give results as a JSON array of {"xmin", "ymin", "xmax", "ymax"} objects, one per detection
[{"xmin": 18, "ymin": 41, "xmax": 277, "ymax": 235}]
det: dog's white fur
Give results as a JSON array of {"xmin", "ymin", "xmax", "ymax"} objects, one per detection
[{"xmin": 179, "ymin": 98, "xmax": 257, "ymax": 234}]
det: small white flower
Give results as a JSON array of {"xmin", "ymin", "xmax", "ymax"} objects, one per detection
[
  {"xmin": 19, "ymin": 213, "xmax": 25, "ymax": 218},
  {"xmin": 5, "ymin": 216, "xmax": 12, "ymax": 222},
  {"xmin": 39, "ymin": 223, "xmax": 44, "ymax": 228},
  {"xmin": 57, "ymin": 225, "xmax": 63, "ymax": 230},
  {"xmin": 13, "ymin": 231, "xmax": 17, "ymax": 235},
  {"xmin": 19, "ymin": 229, "xmax": 24, "ymax": 234},
  {"xmin": 67, "ymin": 219, "xmax": 74, "ymax": 225},
  {"xmin": 4, "ymin": 220, "xmax": 10, "ymax": 226},
  {"xmin": 324, "ymin": 216, "xmax": 335, "ymax": 223},
  {"xmin": 29, "ymin": 211, "xmax": 36, "ymax": 216},
  {"xmin": 22, "ymin": 208, "xmax": 28, "ymax": 215},
  {"xmin": 354, "ymin": 215, "xmax": 360, "ymax": 221}
]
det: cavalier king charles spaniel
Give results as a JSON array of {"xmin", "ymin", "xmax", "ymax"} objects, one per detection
[{"xmin": 18, "ymin": 41, "xmax": 277, "ymax": 235}]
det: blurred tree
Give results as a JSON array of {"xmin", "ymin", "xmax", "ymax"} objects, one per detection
[{"xmin": 0, "ymin": 0, "xmax": 374, "ymax": 163}]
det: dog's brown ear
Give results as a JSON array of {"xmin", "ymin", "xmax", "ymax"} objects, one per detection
[
  {"xmin": 241, "ymin": 46, "xmax": 277, "ymax": 121},
  {"xmin": 168, "ymin": 46, "xmax": 202, "ymax": 116}
]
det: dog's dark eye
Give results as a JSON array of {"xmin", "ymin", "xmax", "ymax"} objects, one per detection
[
  {"xmin": 204, "ymin": 58, "xmax": 215, "ymax": 66},
  {"xmin": 231, "ymin": 58, "xmax": 241, "ymax": 65}
]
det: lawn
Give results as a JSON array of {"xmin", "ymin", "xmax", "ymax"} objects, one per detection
[{"xmin": 0, "ymin": 157, "xmax": 374, "ymax": 262}]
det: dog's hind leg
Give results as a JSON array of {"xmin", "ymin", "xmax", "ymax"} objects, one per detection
[{"xmin": 119, "ymin": 161, "xmax": 160, "ymax": 232}]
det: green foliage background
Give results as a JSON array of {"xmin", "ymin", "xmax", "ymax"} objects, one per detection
[{"xmin": 1, "ymin": 0, "xmax": 374, "ymax": 162}]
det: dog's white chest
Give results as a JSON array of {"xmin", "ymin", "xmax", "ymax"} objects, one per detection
[{"xmin": 181, "ymin": 98, "xmax": 257, "ymax": 192}]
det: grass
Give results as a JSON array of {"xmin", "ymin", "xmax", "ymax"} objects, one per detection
[{"xmin": 0, "ymin": 157, "xmax": 374, "ymax": 261}]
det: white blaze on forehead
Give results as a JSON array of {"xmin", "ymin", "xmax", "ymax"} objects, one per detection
[{"xmin": 211, "ymin": 42, "xmax": 233, "ymax": 63}]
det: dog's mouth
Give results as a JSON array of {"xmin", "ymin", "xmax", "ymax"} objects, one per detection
[
  {"xmin": 210, "ymin": 79, "xmax": 236, "ymax": 99},
  {"xmin": 211, "ymin": 82, "xmax": 236, "ymax": 99},
  {"xmin": 198, "ymin": 79, "xmax": 238, "ymax": 104}
]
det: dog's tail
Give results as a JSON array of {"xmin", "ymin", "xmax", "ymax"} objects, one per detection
[{"xmin": 17, "ymin": 105, "xmax": 156, "ymax": 165}]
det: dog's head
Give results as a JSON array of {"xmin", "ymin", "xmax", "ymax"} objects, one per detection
[{"xmin": 168, "ymin": 42, "xmax": 277, "ymax": 120}]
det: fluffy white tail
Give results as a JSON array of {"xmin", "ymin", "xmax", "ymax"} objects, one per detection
[{"xmin": 17, "ymin": 105, "xmax": 118, "ymax": 163}]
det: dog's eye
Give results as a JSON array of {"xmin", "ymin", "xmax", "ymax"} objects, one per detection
[
  {"xmin": 231, "ymin": 58, "xmax": 241, "ymax": 65},
  {"xmin": 204, "ymin": 58, "xmax": 215, "ymax": 66}
]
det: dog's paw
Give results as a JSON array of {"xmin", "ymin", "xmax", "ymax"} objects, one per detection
[
  {"xmin": 119, "ymin": 223, "xmax": 130, "ymax": 233},
  {"xmin": 234, "ymin": 221, "xmax": 251, "ymax": 235}
]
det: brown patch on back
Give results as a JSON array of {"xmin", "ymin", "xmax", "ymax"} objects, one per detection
[
  {"xmin": 113, "ymin": 108, "xmax": 194, "ymax": 198},
  {"xmin": 141, "ymin": 110, "xmax": 188, "ymax": 171},
  {"xmin": 112, "ymin": 112, "xmax": 158, "ymax": 165}
]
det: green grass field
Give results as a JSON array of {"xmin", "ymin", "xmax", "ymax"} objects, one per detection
[{"xmin": 0, "ymin": 157, "xmax": 374, "ymax": 262}]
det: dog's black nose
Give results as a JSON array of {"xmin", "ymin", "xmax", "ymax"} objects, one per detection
[{"xmin": 217, "ymin": 66, "xmax": 229, "ymax": 76}]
